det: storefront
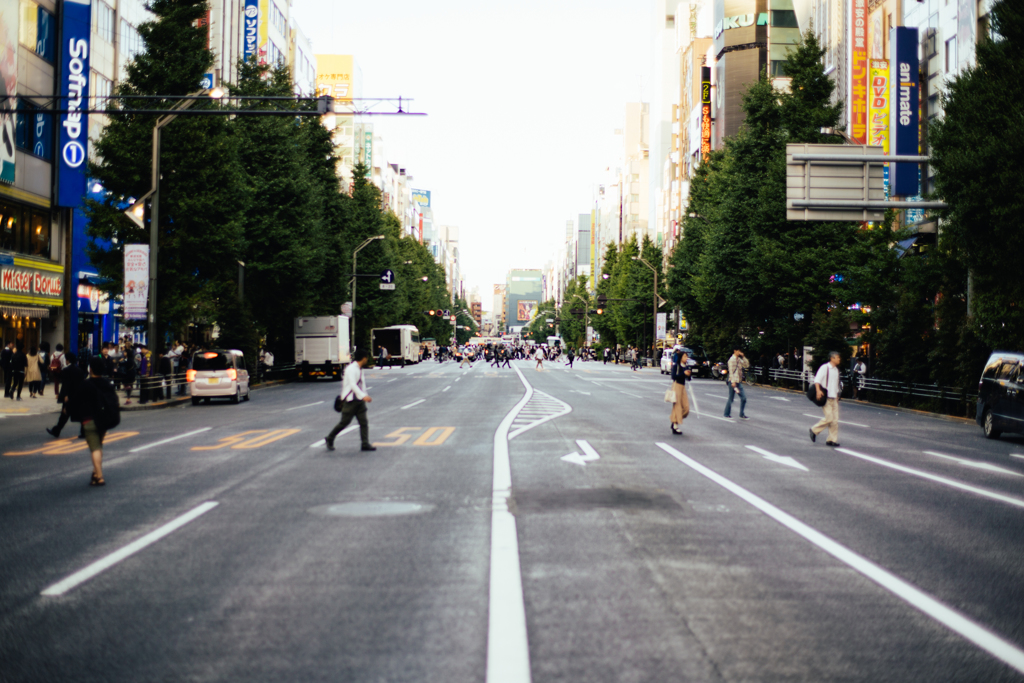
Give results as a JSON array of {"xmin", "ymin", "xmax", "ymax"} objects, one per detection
[{"xmin": 0, "ymin": 254, "xmax": 64, "ymax": 350}]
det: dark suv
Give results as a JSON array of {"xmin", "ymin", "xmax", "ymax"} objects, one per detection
[{"xmin": 976, "ymin": 351, "xmax": 1024, "ymax": 439}]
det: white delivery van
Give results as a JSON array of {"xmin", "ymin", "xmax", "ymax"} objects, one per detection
[
  {"xmin": 294, "ymin": 316, "xmax": 350, "ymax": 381},
  {"xmin": 370, "ymin": 325, "xmax": 421, "ymax": 367}
]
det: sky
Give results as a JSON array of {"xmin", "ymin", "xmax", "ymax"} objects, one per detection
[{"xmin": 289, "ymin": 0, "xmax": 654, "ymax": 311}]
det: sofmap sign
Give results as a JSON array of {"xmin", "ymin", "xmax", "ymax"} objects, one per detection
[
  {"xmin": 58, "ymin": 0, "xmax": 91, "ymax": 207},
  {"xmin": 889, "ymin": 27, "xmax": 919, "ymax": 196},
  {"xmin": 243, "ymin": 0, "xmax": 259, "ymax": 61}
]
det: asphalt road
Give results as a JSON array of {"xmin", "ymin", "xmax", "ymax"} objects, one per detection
[{"xmin": 2, "ymin": 358, "xmax": 1024, "ymax": 682}]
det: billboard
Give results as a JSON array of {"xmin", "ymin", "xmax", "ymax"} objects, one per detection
[
  {"xmin": 0, "ymin": 0, "xmax": 17, "ymax": 185},
  {"xmin": 123, "ymin": 245, "xmax": 149, "ymax": 320},
  {"xmin": 243, "ymin": 0, "xmax": 259, "ymax": 62},
  {"xmin": 58, "ymin": 0, "xmax": 91, "ymax": 207},
  {"xmin": 517, "ymin": 300, "xmax": 537, "ymax": 322},
  {"xmin": 850, "ymin": 0, "xmax": 869, "ymax": 143},
  {"xmin": 868, "ymin": 60, "xmax": 889, "ymax": 153},
  {"xmin": 257, "ymin": 0, "xmax": 269, "ymax": 64},
  {"xmin": 315, "ymin": 54, "xmax": 355, "ymax": 101},
  {"xmin": 889, "ymin": 27, "xmax": 919, "ymax": 196},
  {"xmin": 411, "ymin": 189, "xmax": 431, "ymax": 207},
  {"xmin": 700, "ymin": 66, "xmax": 712, "ymax": 158}
]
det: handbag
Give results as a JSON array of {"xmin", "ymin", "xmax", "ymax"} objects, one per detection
[
  {"xmin": 334, "ymin": 395, "xmax": 343, "ymax": 412},
  {"xmin": 807, "ymin": 366, "xmax": 829, "ymax": 407},
  {"xmin": 664, "ymin": 387, "xmax": 677, "ymax": 404}
]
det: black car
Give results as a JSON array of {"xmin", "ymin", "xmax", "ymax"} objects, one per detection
[{"xmin": 976, "ymin": 351, "xmax": 1024, "ymax": 439}]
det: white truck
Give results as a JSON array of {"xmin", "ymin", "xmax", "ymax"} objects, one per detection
[
  {"xmin": 294, "ymin": 316, "xmax": 350, "ymax": 381},
  {"xmin": 370, "ymin": 325, "xmax": 421, "ymax": 367}
]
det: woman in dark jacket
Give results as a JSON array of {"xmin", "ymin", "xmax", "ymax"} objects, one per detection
[
  {"xmin": 9, "ymin": 341, "xmax": 27, "ymax": 400},
  {"xmin": 68, "ymin": 358, "xmax": 115, "ymax": 486},
  {"xmin": 669, "ymin": 347, "xmax": 692, "ymax": 435}
]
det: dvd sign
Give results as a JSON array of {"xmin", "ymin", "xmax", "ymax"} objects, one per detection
[{"xmin": 58, "ymin": 0, "xmax": 91, "ymax": 207}]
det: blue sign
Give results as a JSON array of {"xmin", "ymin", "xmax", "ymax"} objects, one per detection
[
  {"xmin": 200, "ymin": 73, "xmax": 214, "ymax": 89},
  {"xmin": 380, "ymin": 269, "xmax": 395, "ymax": 283},
  {"xmin": 889, "ymin": 27, "xmax": 919, "ymax": 197},
  {"xmin": 58, "ymin": 0, "xmax": 91, "ymax": 208},
  {"xmin": 243, "ymin": 0, "xmax": 259, "ymax": 62}
]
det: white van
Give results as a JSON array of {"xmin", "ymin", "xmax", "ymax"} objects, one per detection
[{"xmin": 188, "ymin": 349, "xmax": 251, "ymax": 405}]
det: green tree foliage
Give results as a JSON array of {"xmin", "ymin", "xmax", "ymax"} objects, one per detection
[
  {"xmin": 930, "ymin": 0, "xmax": 1024, "ymax": 357},
  {"xmin": 591, "ymin": 243, "xmax": 619, "ymax": 348}
]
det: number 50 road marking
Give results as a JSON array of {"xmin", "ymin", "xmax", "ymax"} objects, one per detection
[
  {"xmin": 191, "ymin": 429, "xmax": 301, "ymax": 451},
  {"xmin": 374, "ymin": 427, "xmax": 456, "ymax": 447}
]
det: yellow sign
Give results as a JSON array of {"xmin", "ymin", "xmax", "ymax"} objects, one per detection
[
  {"xmin": 258, "ymin": 0, "xmax": 269, "ymax": 64},
  {"xmin": 869, "ymin": 60, "xmax": 890, "ymax": 153},
  {"xmin": 315, "ymin": 54, "xmax": 355, "ymax": 101}
]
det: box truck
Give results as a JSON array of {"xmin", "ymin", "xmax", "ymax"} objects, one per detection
[
  {"xmin": 294, "ymin": 316, "xmax": 350, "ymax": 381},
  {"xmin": 370, "ymin": 325, "xmax": 421, "ymax": 367}
]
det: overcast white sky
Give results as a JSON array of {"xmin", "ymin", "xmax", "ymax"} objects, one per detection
[{"xmin": 290, "ymin": 0, "xmax": 654, "ymax": 310}]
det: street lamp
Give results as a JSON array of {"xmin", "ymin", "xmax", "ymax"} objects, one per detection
[
  {"xmin": 122, "ymin": 87, "xmax": 225, "ymax": 366},
  {"xmin": 632, "ymin": 255, "xmax": 659, "ymax": 363},
  {"xmin": 351, "ymin": 235, "xmax": 385, "ymax": 350}
]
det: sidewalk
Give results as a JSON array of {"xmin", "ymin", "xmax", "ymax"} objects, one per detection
[{"xmin": 0, "ymin": 394, "xmax": 62, "ymax": 418}]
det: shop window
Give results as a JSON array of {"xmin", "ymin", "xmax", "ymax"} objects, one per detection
[
  {"xmin": 29, "ymin": 211, "xmax": 49, "ymax": 257},
  {"xmin": 771, "ymin": 10, "xmax": 799, "ymax": 27},
  {"xmin": 771, "ymin": 60, "xmax": 788, "ymax": 76},
  {"xmin": 19, "ymin": 0, "xmax": 55, "ymax": 63},
  {"xmin": 120, "ymin": 20, "xmax": 145, "ymax": 62},
  {"xmin": 14, "ymin": 100, "xmax": 52, "ymax": 161},
  {"xmin": 96, "ymin": 2, "xmax": 115, "ymax": 43},
  {"xmin": 0, "ymin": 201, "xmax": 53, "ymax": 258}
]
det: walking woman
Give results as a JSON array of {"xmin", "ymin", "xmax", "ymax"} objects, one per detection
[
  {"xmin": 69, "ymin": 358, "xmax": 117, "ymax": 486},
  {"xmin": 25, "ymin": 345, "xmax": 42, "ymax": 398},
  {"xmin": 669, "ymin": 346, "xmax": 691, "ymax": 435}
]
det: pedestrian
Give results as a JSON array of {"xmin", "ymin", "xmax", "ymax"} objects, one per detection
[
  {"xmin": 50, "ymin": 343, "xmax": 67, "ymax": 400},
  {"xmin": 48, "ymin": 352, "xmax": 83, "ymax": 438},
  {"xmin": 9, "ymin": 341, "xmax": 27, "ymax": 400},
  {"xmin": 377, "ymin": 345, "xmax": 388, "ymax": 369},
  {"xmin": 853, "ymin": 356, "xmax": 867, "ymax": 400},
  {"xmin": 723, "ymin": 346, "xmax": 750, "ymax": 419},
  {"xmin": 37, "ymin": 341, "xmax": 49, "ymax": 396},
  {"xmin": 669, "ymin": 346, "xmax": 692, "ymax": 435},
  {"xmin": 460, "ymin": 349, "xmax": 473, "ymax": 368},
  {"xmin": 67, "ymin": 357, "xmax": 120, "ymax": 486},
  {"xmin": 25, "ymin": 345, "xmax": 42, "ymax": 398},
  {"xmin": 630, "ymin": 346, "xmax": 639, "ymax": 371},
  {"xmin": 534, "ymin": 345, "xmax": 545, "ymax": 371},
  {"xmin": 325, "ymin": 349, "xmax": 376, "ymax": 452},
  {"xmin": 121, "ymin": 344, "xmax": 137, "ymax": 405},
  {"xmin": 1, "ymin": 340, "xmax": 13, "ymax": 398},
  {"xmin": 809, "ymin": 351, "xmax": 843, "ymax": 447},
  {"xmin": 566, "ymin": 346, "xmax": 575, "ymax": 369}
]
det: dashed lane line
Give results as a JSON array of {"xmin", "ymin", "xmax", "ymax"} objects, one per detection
[
  {"xmin": 923, "ymin": 451, "xmax": 1023, "ymax": 477},
  {"xmin": 286, "ymin": 401, "xmax": 325, "ymax": 411},
  {"xmin": 129, "ymin": 427, "xmax": 213, "ymax": 453}
]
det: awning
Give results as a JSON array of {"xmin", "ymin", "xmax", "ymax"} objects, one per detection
[
  {"xmin": 895, "ymin": 237, "xmax": 917, "ymax": 257},
  {"xmin": 1, "ymin": 305, "xmax": 50, "ymax": 319}
]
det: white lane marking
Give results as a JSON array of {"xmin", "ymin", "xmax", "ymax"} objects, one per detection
[
  {"xmin": 443, "ymin": 385, "xmax": 451, "ymax": 392},
  {"xmin": 387, "ymin": 378, "xmax": 398, "ymax": 383},
  {"xmin": 802, "ymin": 414, "xmax": 870, "ymax": 428},
  {"xmin": 656, "ymin": 443, "xmax": 1024, "ymax": 677},
  {"xmin": 310, "ymin": 425, "xmax": 358, "ymax": 448},
  {"xmin": 562, "ymin": 439, "xmax": 601, "ymax": 467},
  {"xmin": 620, "ymin": 391, "xmax": 642, "ymax": 399},
  {"xmin": 769, "ymin": 396, "xmax": 791, "ymax": 402},
  {"xmin": 286, "ymin": 401, "xmax": 325, "ymax": 411},
  {"xmin": 691, "ymin": 410, "xmax": 733, "ymax": 422},
  {"xmin": 400, "ymin": 399, "xmax": 425, "ymax": 410},
  {"xmin": 129, "ymin": 427, "xmax": 212, "ymax": 453},
  {"xmin": 704, "ymin": 393, "xmax": 726, "ymax": 399},
  {"xmin": 923, "ymin": 451, "xmax": 1023, "ymax": 477},
  {"xmin": 573, "ymin": 390, "xmax": 591, "ymax": 395},
  {"xmin": 688, "ymin": 385, "xmax": 700, "ymax": 416},
  {"xmin": 488, "ymin": 365, "xmax": 532, "ymax": 683},
  {"xmin": 1012, "ymin": 454, "xmax": 1024, "ymax": 460},
  {"xmin": 745, "ymin": 445, "xmax": 809, "ymax": 471},
  {"xmin": 837, "ymin": 448, "xmax": 1024, "ymax": 510},
  {"xmin": 41, "ymin": 502, "xmax": 219, "ymax": 596}
]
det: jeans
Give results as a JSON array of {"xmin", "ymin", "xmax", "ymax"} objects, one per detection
[{"xmin": 725, "ymin": 382, "xmax": 746, "ymax": 417}]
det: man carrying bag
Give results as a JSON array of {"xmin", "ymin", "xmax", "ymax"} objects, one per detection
[
  {"xmin": 809, "ymin": 351, "xmax": 843, "ymax": 447},
  {"xmin": 325, "ymin": 349, "xmax": 376, "ymax": 452}
]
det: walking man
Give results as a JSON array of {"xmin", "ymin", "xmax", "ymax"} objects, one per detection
[
  {"xmin": 565, "ymin": 346, "xmax": 575, "ymax": 369},
  {"xmin": 534, "ymin": 345, "xmax": 545, "ymax": 371},
  {"xmin": 810, "ymin": 351, "xmax": 843, "ymax": 446},
  {"xmin": 723, "ymin": 347, "xmax": 750, "ymax": 419},
  {"xmin": 325, "ymin": 349, "xmax": 376, "ymax": 452}
]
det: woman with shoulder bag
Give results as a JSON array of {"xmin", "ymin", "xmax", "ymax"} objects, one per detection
[
  {"xmin": 50, "ymin": 343, "xmax": 66, "ymax": 400},
  {"xmin": 668, "ymin": 346, "xmax": 691, "ymax": 435}
]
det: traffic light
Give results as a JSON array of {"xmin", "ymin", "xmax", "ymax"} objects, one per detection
[
  {"xmin": 597, "ymin": 294, "xmax": 608, "ymax": 307},
  {"xmin": 596, "ymin": 308, "xmax": 604, "ymax": 315}
]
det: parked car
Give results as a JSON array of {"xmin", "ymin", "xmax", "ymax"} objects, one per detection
[
  {"xmin": 188, "ymin": 349, "xmax": 251, "ymax": 405},
  {"xmin": 976, "ymin": 351, "xmax": 1024, "ymax": 439}
]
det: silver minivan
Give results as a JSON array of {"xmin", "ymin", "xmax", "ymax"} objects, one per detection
[{"xmin": 188, "ymin": 349, "xmax": 251, "ymax": 405}]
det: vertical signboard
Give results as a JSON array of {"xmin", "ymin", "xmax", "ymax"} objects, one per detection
[
  {"xmin": 589, "ymin": 209, "xmax": 596, "ymax": 291},
  {"xmin": 889, "ymin": 27, "xmax": 919, "ymax": 197},
  {"xmin": 869, "ymin": 60, "xmax": 890, "ymax": 197},
  {"xmin": 656, "ymin": 313, "xmax": 667, "ymax": 340},
  {"xmin": 123, "ymin": 244, "xmax": 149, "ymax": 320},
  {"xmin": 850, "ymin": 0, "xmax": 869, "ymax": 143},
  {"xmin": 363, "ymin": 129, "xmax": 372, "ymax": 174},
  {"xmin": 257, "ymin": 0, "xmax": 269, "ymax": 64},
  {"xmin": 57, "ymin": 0, "xmax": 91, "ymax": 207},
  {"xmin": 700, "ymin": 66, "xmax": 711, "ymax": 158},
  {"xmin": 243, "ymin": 0, "xmax": 259, "ymax": 62},
  {"xmin": 0, "ymin": 0, "xmax": 17, "ymax": 185},
  {"xmin": 957, "ymin": 0, "xmax": 975, "ymax": 72}
]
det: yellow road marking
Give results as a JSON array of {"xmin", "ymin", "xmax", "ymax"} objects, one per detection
[
  {"xmin": 3, "ymin": 432, "xmax": 140, "ymax": 456},
  {"xmin": 191, "ymin": 430, "xmax": 266, "ymax": 451},
  {"xmin": 413, "ymin": 427, "xmax": 456, "ymax": 446},
  {"xmin": 231, "ymin": 429, "xmax": 301, "ymax": 449},
  {"xmin": 374, "ymin": 427, "xmax": 422, "ymax": 447}
]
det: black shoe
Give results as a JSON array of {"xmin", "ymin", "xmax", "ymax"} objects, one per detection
[
  {"xmin": 671, "ymin": 424, "xmax": 681, "ymax": 435},
  {"xmin": 361, "ymin": 445, "xmax": 377, "ymax": 452},
  {"xmin": 46, "ymin": 427, "xmax": 60, "ymax": 438},
  {"xmin": 739, "ymin": 415, "xmax": 750, "ymax": 420},
  {"xmin": 826, "ymin": 441, "xmax": 840, "ymax": 447},
  {"xmin": 809, "ymin": 428, "xmax": 816, "ymax": 443},
  {"xmin": 324, "ymin": 439, "xmax": 335, "ymax": 451}
]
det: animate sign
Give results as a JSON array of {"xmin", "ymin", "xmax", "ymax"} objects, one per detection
[
  {"xmin": 58, "ymin": 0, "xmax": 91, "ymax": 207},
  {"xmin": 888, "ymin": 27, "xmax": 919, "ymax": 196},
  {"xmin": 0, "ymin": 264, "xmax": 64, "ymax": 302},
  {"xmin": 714, "ymin": 13, "xmax": 769, "ymax": 39}
]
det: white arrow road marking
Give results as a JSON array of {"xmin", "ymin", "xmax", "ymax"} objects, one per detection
[
  {"xmin": 802, "ymin": 414, "xmax": 870, "ymax": 428},
  {"xmin": 923, "ymin": 451, "xmax": 1024, "ymax": 477},
  {"xmin": 746, "ymin": 445, "xmax": 809, "ymax": 471},
  {"xmin": 769, "ymin": 396, "xmax": 791, "ymax": 402},
  {"xmin": 561, "ymin": 439, "xmax": 601, "ymax": 467},
  {"xmin": 656, "ymin": 443, "xmax": 1024, "ymax": 678}
]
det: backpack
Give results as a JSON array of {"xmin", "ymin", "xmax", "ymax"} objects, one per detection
[
  {"xmin": 95, "ymin": 380, "xmax": 121, "ymax": 431},
  {"xmin": 50, "ymin": 352, "xmax": 62, "ymax": 372}
]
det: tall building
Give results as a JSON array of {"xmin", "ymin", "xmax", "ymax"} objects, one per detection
[
  {"xmin": 492, "ymin": 284, "xmax": 506, "ymax": 333},
  {"xmin": 505, "ymin": 270, "xmax": 543, "ymax": 335}
]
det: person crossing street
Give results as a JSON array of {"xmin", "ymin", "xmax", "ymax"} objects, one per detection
[
  {"xmin": 325, "ymin": 350, "xmax": 376, "ymax": 452},
  {"xmin": 810, "ymin": 351, "xmax": 843, "ymax": 447},
  {"xmin": 723, "ymin": 347, "xmax": 750, "ymax": 419}
]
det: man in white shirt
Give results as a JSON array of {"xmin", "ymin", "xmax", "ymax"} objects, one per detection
[
  {"xmin": 810, "ymin": 351, "xmax": 843, "ymax": 446},
  {"xmin": 325, "ymin": 349, "xmax": 376, "ymax": 452}
]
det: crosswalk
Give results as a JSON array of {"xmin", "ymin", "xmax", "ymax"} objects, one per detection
[{"xmin": 508, "ymin": 390, "xmax": 572, "ymax": 440}]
